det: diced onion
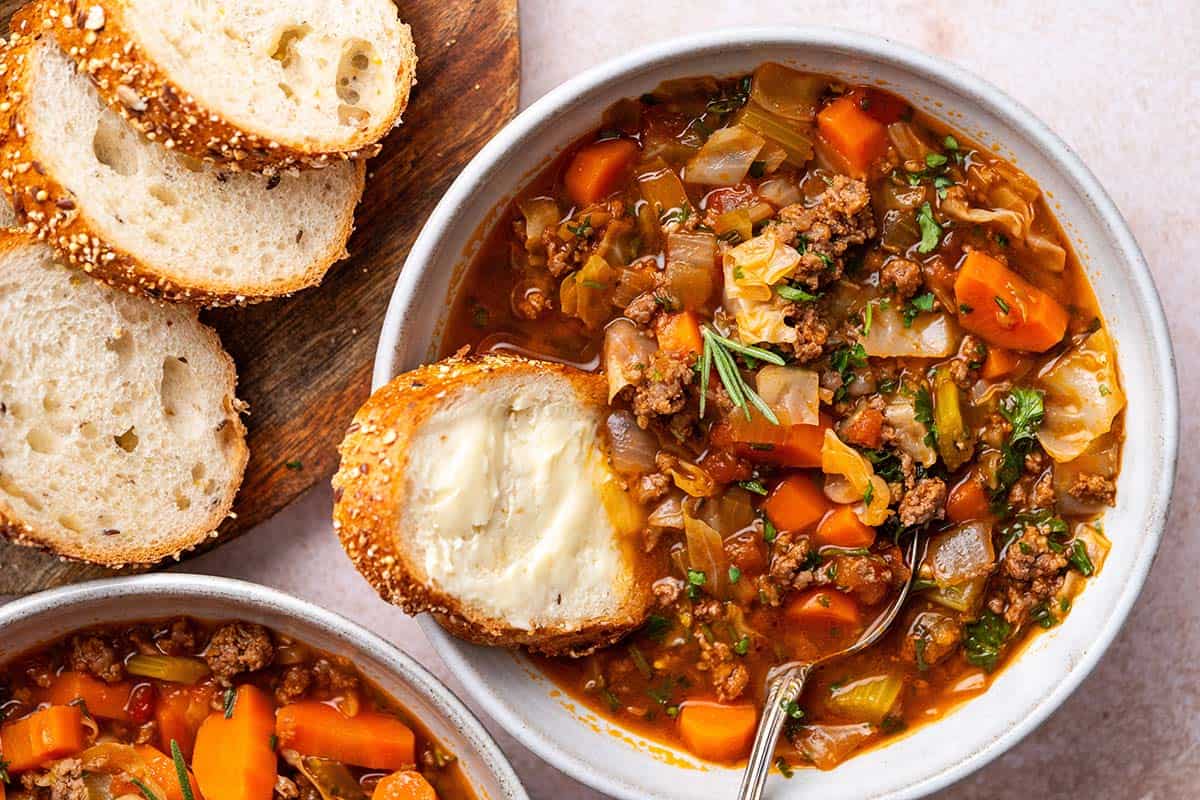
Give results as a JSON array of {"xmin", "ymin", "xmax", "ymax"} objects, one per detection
[
  {"xmin": 885, "ymin": 122, "xmax": 931, "ymax": 162},
  {"xmin": 648, "ymin": 494, "xmax": 685, "ymax": 529},
  {"xmin": 683, "ymin": 507, "xmax": 730, "ymax": 597},
  {"xmin": 667, "ymin": 459, "xmax": 718, "ymax": 498},
  {"xmin": 882, "ymin": 397, "xmax": 938, "ymax": 467},
  {"xmin": 755, "ymin": 365, "xmax": 819, "ymax": 425},
  {"xmin": 603, "ymin": 318, "xmax": 657, "ymax": 402},
  {"xmin": 667, "ymin": 230, "xmax": 717, "ymax": 269},
  {"xmin": 684, "ymin": 125, "xmax": 766, "ymax": 186},
  {"xmin": 927, "ymin": 522, "xmax": 995, "ymax": 586},
  {"xmin": 862, "ymin": 306, "xmax": 961, "ymax": 358},
  {"xmin": 606, "ymin": 410, "xmax": 659, "ymax": 475},
  {"xmin": 757, "ymin": 176, "xmax": 803, "ymax": 208},
  {"xmin": 793, "ymin": 723, "xmax": 877, "ymax": 771},
  {"xmin": 750, "ymin": 63, "xmax": 825, "ymax": 121},
  {"xmin": 1037, "ymin": 329, "xmax": 1125, "ymax": 462},
  {"xmin": 518, "ymin": 196, "xmax": 560, "ymax": 253}
]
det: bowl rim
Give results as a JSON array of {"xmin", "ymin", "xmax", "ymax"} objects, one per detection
[
  {"xmin": 374, "ymin": 25, "xmax": 1178, "ymax": 799},
  {"xmin": 0, "ymin": 574, "xmax": 530, "ymax": 800}
]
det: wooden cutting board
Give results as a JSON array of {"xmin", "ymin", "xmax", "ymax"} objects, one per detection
[{"xmin": 0, "ymin": 0, "xmax": 521, "ymax": 593}]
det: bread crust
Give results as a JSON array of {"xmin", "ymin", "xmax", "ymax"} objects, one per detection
[
  {"xmin": 333, "ymin": 354, "xmax": 660, "ymax": 657},
  {"xmin": 0, "ymin": 232, "xmax": 249, "ymax": 567},
  {"xmin": 0, "ymin": 20, "xmax": 365, "ymax": 306},
  {"xmin": 37, "ymin": 0, "xmax": 417, "ymax": 173}
]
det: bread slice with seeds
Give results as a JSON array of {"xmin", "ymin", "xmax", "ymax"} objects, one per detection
[
  {"xmin": 39, "ymin": 0, "xmax": 416, "ymax": 172},
  {"xmin": 332, "ymin": 354, "xmax": 662, "ymax": 657},
  {"xmin": 0, "ymin": 234, "xmax": 248, "ymax": 566},
  {"xmin": 0, "ymin": 28, "xmax": 364, "ymax": 305}
]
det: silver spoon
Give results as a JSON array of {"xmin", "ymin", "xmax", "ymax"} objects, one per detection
[{"xmin": 736, "ymin": 531, "xmax": 926, "ymax": 800}]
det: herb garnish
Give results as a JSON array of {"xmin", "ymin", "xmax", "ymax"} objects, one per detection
[
  {"xmin": 916, "ymin": 202, "xmax": 943, "ymax": 253},
  {"xmin": 699, "ymin": 326, "xmax": 784, "ymax": 423},
  {"xmin": 738, "ymin": 479, "xmax": 768, "ymax": 496},
  {"xmin": 913, "ymin": 386, "xmax": 937, "ymax": 447},
  {"xmin": 902, "ymin": 291, "xmax": 936, "ymax": 327},
  {"xmin": 776, "ymin": 284, "xmax": 820, "ymax": 303},
  {"xmin": 963, "ymin": 610, "xmax": 1011, "ymax": 671},
  {"xmin": 1068, "ymin": 540, "xmax": 1095, "ymax": 576},
  {"xmin": 996, "ymin": 387, "xmax": 1045, "ymax": 490},
  {"xmin": 728, "ymin": 566, "xmax": 742, "ymax": 584},
  {"xmin": 171, "ymin": 740, "xmax": 196, "ymax": 800},
  {"xmin": 223, "ymin": 687, "xmax": 237, "ymax": 719},
  {"xmin": 131, "ymin": 779, "xmax": 162, "ymax": 800}
]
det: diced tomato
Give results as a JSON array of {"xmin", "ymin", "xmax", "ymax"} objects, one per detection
[{"xmin": 846, "ymin": 87, "xmax": 909, "ymax": 125}]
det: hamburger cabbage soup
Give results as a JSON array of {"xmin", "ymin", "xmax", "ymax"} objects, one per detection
[
  {"xmin": 0, "ymin": 619, "xmax": 474, "ymax": 800},
  {"xmin": 442, "ymin": 64, "xmax": 1124, "ymax": 770}
]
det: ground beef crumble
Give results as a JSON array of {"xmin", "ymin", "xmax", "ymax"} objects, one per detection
[
  {"xmin": 781, "ymin": 302, "xmax": 830, "ymax": 362},
  {"xmin": 1068, "ymin": 473, "xmax": 1117, "ymax": 506},
  {"xmin": 693, "ymin": 630, "xmax": 750, "ymax": 702},
  {"xmin": 205, "ymin": 622, "xmax": 275, "ymax": 685},
  {"xmin": 767, "ymin": 175, "xmax": 877, "ymax": 290},
  {"xmin": 879, "ymin": 258, "xmax": 923, "ymax": 298},
  {"xmin": 988, "ymin": 525, "xmax": 1069, "ymax": 626},
  {"xmin": 897, "ymin": 478, "xmax": 948, "ymax": 527},
  {"xmin": 630, "ymin": 350, "xmax": 695, "ymax": 428},
  {"xmin": 69, "ymin": 635, "xmax": 124, "ymax": 683}
]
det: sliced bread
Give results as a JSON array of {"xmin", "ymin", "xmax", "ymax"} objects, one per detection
[
  {"xmin": 0, "ymin": 29, "xmax": 365, "ymax": 305},
  {"xmin": 0, "ymin": 234, "xmax": 248, "ymax": 566},
  {"xmin": 39, "ymin": 0, "xmax": 416, "ymax": 171},
  {"xmin": 332, "ymin": 354, "xmax": 662, "ymax": 656}
]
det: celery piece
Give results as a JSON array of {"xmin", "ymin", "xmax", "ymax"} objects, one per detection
[{"xmin": 827, "ymin": 673, "xmax": 903, "ymax": 723}]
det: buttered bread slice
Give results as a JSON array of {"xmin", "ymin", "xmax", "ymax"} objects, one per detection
[
  {"xmin": 0, "ymin": 30, "xmax": 364, "ymax": 305},
  {"xmin": 40, "ymin": 0, "xmax": 416, "ymax": 171},
  {"xmin": 333, "ymin": 354, "xmax": 660, "ymax": 656}
]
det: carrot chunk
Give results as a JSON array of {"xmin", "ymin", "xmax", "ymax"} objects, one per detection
[
  {"xmin": 372, "ymin": 771, "xmax": 438, "ymax": 800},
  {"xmin": 107, "ymin": 745, "xmax": 203, "ymax": 800},
  {"xmin": 763, "ymin": 473, "xmax": 830, "ymax": 533},
  {"xmin": 817, "ymin": 96, "xmax": 888, "ymax": 176},
  {"xmin": 275, "ymin": 701, "xmax": 415, "ymax": 771},
  {"xmin": 677, "ymin": 702, "xmax": 757, "ymax": 762},
  {"xmin": 564, "ymin": 139, "xmax": 640, "ymax": 206},
  {"xmin": 815, "ymin": 506, "xmax": 876, "ymax": 549},
  {"xmin": 954, "ymin": 251, "xmax": 1068, "ymax": 352},
  {"xmin": 784, "ymin": 588, "xmax": 862, "ymax": 629},
  {"xmin": 720, "ymin": 412, "xmax": 831, "ymax": 468},
  {"xmin": 156, "ymin": 684, "xmax": 216, "ymax": 761},
  {"xmin": 43, "ymin": 672, "xmax": 133, "ymax": 721},
  {"xmin": 946, "ymin": 475, "xmax": 991, "ymax": 524},
  {"xmin": 655, "ymin": 311, "xmax": 703, "ymax": 356},
  {"xmin": 0, "ymin": 706, "xmax": 85, "ymax": 773},
  {"xmin": 980, "ymin": 345, "xmax": 1024, "ymax": 380},
  {"xmin": 192, "ymin": 686, "xmax": 277, "ymax": 800}
]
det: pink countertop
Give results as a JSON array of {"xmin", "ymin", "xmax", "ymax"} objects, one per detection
[{"xmin": 17, "ymin": 1, "xmax": 1200, "ymax": 797}]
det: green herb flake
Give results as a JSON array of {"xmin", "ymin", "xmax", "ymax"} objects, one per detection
[
  {"xmin": 728, "ymin": 566, "xmax": 743, "ymax": 584},
  {"xmin": 943, "ymin": 135, "xmax": 959, "ymax": 151},
  {"xmin": 170, "ymin": 740, "xmax": 196, "ymax": 800},
  {"xmin": 1030, "ymin": 603, "xmax": 1058, "ymax": 629},
  {"xmin": 763, "ymin": 517, "xmax": 778, "ymax": 543},
  {"xmin": 131, "ymin": 778, "xmax": 162, "ymax": 800},
  {"xmin": 687, "ymin": 569, "xmax": 707, "ymax": 586},
  {"xmin": 644, "ymin": 614, "xmax": 671, "ymax": 642},
  {"xmin": 994, "ymin": 295, "xmax": 1011, "ymax": 313},
  {"xmin": 782, "ymin": 699, "xmax": 805, "ymax": 720},
  {"xmin": 738, "ymin": 479, "xmax": 768, "ymax": 496},
  {"xmin": 0, "ymin": 758, "xmax": 9, "ymax": 784},
  {"xmin": 775, "ymin": 757, "xmax": 795, "ymax": 778},
  {"xmin": 1068, "ymin": 540, "xmax": 1096, "ymax": 576},
  {"xmin": 748, "ymin": 160, "xmax": 766, "ymax": 178},
  {"xmin": 963, "ymin": 610, "xmax": 1012, "ymax": 671},
  {"xmin": 776, "ymin": 284, "xmax": 820, "ymax": 303},
  {"xmin": 733, "ymin": 635, "xmax": 750, "ymax": 656},
  {"xmin": 925, "ymin": 152, "xmax": 949, "ymax": 169},
  {"xmin": 880, "ymin": 715, "xmax": 907, "ymax": 734},
  {"xmin": 223, "ymin": 687, "xmax": 237, "ymax": 719},
  {"xmin": 285, "ymin": 459, "xmax": 303, "ymax": 471},
  {"xmin": 916, "ymin": 202, "xmax": 943, "ymax": 254}
]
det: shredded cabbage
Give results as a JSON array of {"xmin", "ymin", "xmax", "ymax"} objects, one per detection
[
  {"xmin": 862, "ymin": 306, "xmax": 961, "ymax": 358},
  {"xmin": 820, "ymin": 429, "xmax": 891, "ymax": 525},
  {"xmin": 684, "ymin": 125, "xmax": 765, "ymax": 186},
  {"xmin": 1037, "ymin": 329, "xmax": 1125, "ymax": 462}
]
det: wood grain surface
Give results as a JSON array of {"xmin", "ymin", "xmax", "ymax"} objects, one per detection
[{"xmin": 0, "ymin": 0, "xmax": 521, "ymax": 593}]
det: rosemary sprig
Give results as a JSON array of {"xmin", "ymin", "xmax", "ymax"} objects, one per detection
[{"xmin": 699, "ymin": 326, "xmax": 781, "ymax": 424}]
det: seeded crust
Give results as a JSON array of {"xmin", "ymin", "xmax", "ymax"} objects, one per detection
[
  {"xmin": 35, "ymin": 0, "xmax": 417, "ymax": 173},
  {"xmin": 0, "ymin": 232, "xmax": 249, "ymax": 567},
  {"xmin": 332, "ymin": 354, "xmax": 661, "ymax": 657},
  {"xmin": 0, "ymin": 21, "xmax": 365, "ymax": 306}
]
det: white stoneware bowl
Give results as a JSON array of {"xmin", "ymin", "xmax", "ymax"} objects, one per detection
[
  {"xmin": 0, "ymin": 575, "xmax": 528, "ymax": 800},
  {"xmin": 373, "ymin": 28, "xmax": 1177, "ymax": 800}
]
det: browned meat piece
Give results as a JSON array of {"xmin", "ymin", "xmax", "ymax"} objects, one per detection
[
  {"xmin": 512, "ymin": 285, "xmax": 552, "ymax": 320},
  {"xmin": 947, "ymin": 335, "xmax": 987, "ymax": 389},
  {"xmin": 782, "ymin": 303, "xmax": 830, "ymax": 362},
  {"xmin": 768, "ymin": 530, "xmax": 817, "ymax": 591},
  {"xmin": 630, "ymin": 472, "xmax": 671, "ymax": 506},
  {"xmin": 1030, "ymin": 471, "xmax": 1056, "ymax": 508},
  {"xmin": 978, "ymin": 412, "xmax": 1012, "ymax": 449},
  {"xmin": 768, "ymin": 175, "xmax": 877, "ymax": 290},
  {"xmin": 897, "ymin": 478, "xmax": 947, "ymax": 527},
  {"xmin": 879, "ymin": 258, "xmax": 922, "ymax": 298},
  {"xmin": 274, "ymin": 665, "xmax": 314, "ymax": 705},
  {"xmin": 694, "ymin": 631, "xmax": 750, "ymax": 702},
  {"xmin": 652, "ymin": 577, "xmax": 684, "ymax": 607},
  {"xmin": 24, "ymin": 758, "xmax": 87, "ymax": 800},
  {"xmin": 988, "ymin": 524, "xmax": 1069, "ymax": 625},
  {"xmin": 623, "ymin": 291, "xmax": 661, "ymax": 327},
  {"xmin": 830, "ymin": 548, "xmax": 908, "ymax": 606},
  {"xmin": 630, "ymin": 350, "xmax": 695, "ymax": 427},
  {"xmin": 312, "ymin": 658, "xmax": 359, "ymax": 694},
  {"xmin": 155, "ymin": 618, "xmax": 198, "ymax": 656},
  {"xmin": 69, "ymin": 635, "xmax": 124, "ymax": 683},
  {"xmin": 901, "ymin": 610, "xmax": 962, "ymax": 668},
  {"xmin": 1069, "ymin": 473, "xmax": 1117, "ymax": 506},
  {"xmin": 204, "ymin": 622, "xmax": 275, "ymax": 685}
]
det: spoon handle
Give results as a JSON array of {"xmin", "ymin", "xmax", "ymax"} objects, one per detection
[{"xmin": 736, "ymin": 663, "xmax": 814, "ymax": 800}]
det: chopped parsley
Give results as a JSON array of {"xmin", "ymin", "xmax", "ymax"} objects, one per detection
[
  {"xmin": 943, "ymin": 135, "xmax": 959, "ymax": 151},
  {"xmin": 863, "ymin": 481, "xmax": 874, "ymax": 506},
  {"xmin": 925, "ymin": 152, "xmax": 948, "ymax": 169},
  {"xmin": 223, "ymin": 686, "xmax": 237, "ymax": 719},
  {"xmin": 902, "ymin": 291, "xmax": 936, "ymax": 327},
  {"xmin": 916, "ymin": 202, "xmax": 943, "ymax": 253},
  {"xmin": 913, "ymin": 386, "xmax": 937, "ymax": 447},
  {"xmin": 963, "ymin": 610, "xmax": 1011, "ymax": 671},
  {"xmin": 994, "ymin": 295, "xmax": 1011, "ymax": 313},
  {"xmin": 738, "ymin": 479, "xmax": 768, "ymax": 496},
  {"xmin": 933, "ymin": 174, "xmax": 955, "ymax": 199},
  {"xmin": 763, "ymin": 516, "xmax": 778, "ymax": 543},
  {"xmin": 996, "ymin": 387, "xmax": 1045, "ymax": 490},
  {"xmin": 782, "ymin": 698, "xmax": 805, "ymax": 719},
  {"xmin": 728, "ymin": 566, "xmax": 742, "ymax": 584},
  {"xmin": 644, "ymin": 614, "xmax": 671, "ymax": 642},
  {"xmin": 776, "ymin": 283, "xmax": 820, "ymax": 303},
  {"xmin": 1030, "ymin": 602, "xmax": 1058, "ymax": 629},
  {"xmin": 880, "ymin": 715, "xmax": 907, "ymax": 734},
  {"xmin": 284, "ymin": 459, "xmax": 303, "ymax": 470},
  {"xmin": 748, "ymin": 160, "xmax": 766, "ymax": 178},
  {"xmin": 566, "ymin": 215, "xmax": 593, "ymax": 238},
  {"xmin": 1068, "ymin": 540, "xmax": 1096, "ymax": 576},
  {"xmin": 0, "ymin": 758, "xmax": 9, "ymax": 784},
  {"xmin": 660, "ymin": 204, "xmax": 692, "ymax": 226},
  {"xmin": 775, "ymin": 757, "xmax": 795, "ymax": 778},
  {"xmin": 733, "ymin": 635, "xmax": 750, "ymax": 655},
  {"xmin": 686, "ymin": 568, "xmax": 707, "ymax": 600}
]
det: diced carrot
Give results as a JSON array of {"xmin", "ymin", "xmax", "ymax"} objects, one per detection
[
  {"xmin": 839, "ymin": 407, "xmax": 884, "ymax": 449},
  {"xmin": 954, "ymin": 251, "xmax": 1068, "ymax": 352},
  {"xmin": 156, "ymin": 684, "xmax": 216, "ymax": 761},
  {"xmin": 43, "ymin": 672, "xmax": 133, "ymax": 721},
  {"xmin": 817, "ymin": 96, "xmax": 888, "ymax": 176},
  {"xmin": 192, "ymin": 686, "xmax": 277, "ymax": 800},
  {"xmin": 815, "ymin": 506, "xmax": 876, "ymax": 549},
  {"xmin": 372, "ymin": 771, "xmax": 438, "ymax": 800},
  {"xmin": 655, "ymin": 311, "xmax": 703, "ymax": 356},
  {"xmin": 720, "ymin": 412, "xmax": 832, "ymax": 468},
  {"xmin": 763, "ymin": 473, "xmax": 830, "ymax": 533},
  {"xmin": 677, "ymin": 703, "xmax": 757, "ymax": 763},
  {"xmin": 946, "ymin": 475, "xmax": 992, "ymax": 524},
  {"xmin": 845, "ymin": 87, "xmax": 909, "ymax": 125},
  {"xmin": 275, "ymin": 701, "xmax": 415, "ymax": 771},
  {"xmin": 564, "ymin": 139, "xmax": 640, "ymax": 207},
  {"xmin": 784, "ymin": 588, "xmax": 862, "ymax": 629},
  {"xmin": 108, "ymin": 745, "xmax": 203, "ymax": 800},
  {"xmin": 980, "ymin": 345, "xmax": 1024, "ymax": 380},
  {"xmin": 0, "ymin": 706, "xmax": 85, "ymax": 773}
]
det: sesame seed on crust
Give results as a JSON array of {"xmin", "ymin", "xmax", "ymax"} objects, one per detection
[{"xmin": 39, "ymin": 0, "xmax": 415, "ymax": 174}]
